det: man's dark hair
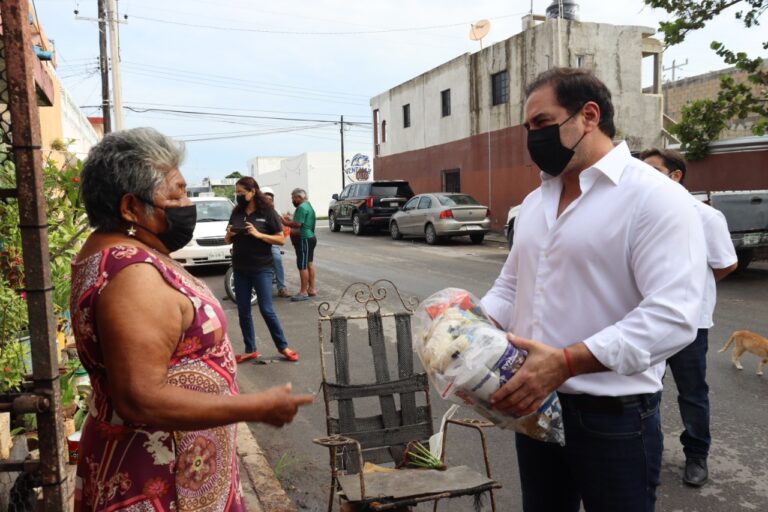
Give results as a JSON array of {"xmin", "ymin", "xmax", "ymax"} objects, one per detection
[
  {"xmin": 525, "ymin": 68, "xmax": 616, "ymax": 138},
  {"xmin": 639, "ymin": 147, "xmax": 687, "ymax": 185}
]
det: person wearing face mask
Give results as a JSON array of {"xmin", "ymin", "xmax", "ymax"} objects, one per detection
[
  {"xmin": 70, "ymin": 128, "xmax": 313, "ymax": 511},
  {"xmin": 640, "ymin": 147, "xmax": 737, "ymax": 487},
  {"xmin": 481, "ymin": 69, "xmax": 707, "ymax": 511},
  {"xmin": 259, "ymin": 187, "xmax": 291, "ymax": 298},
  {"xmin": 225, "ymin": 177, "xmax": 299, "ymax": 362}
]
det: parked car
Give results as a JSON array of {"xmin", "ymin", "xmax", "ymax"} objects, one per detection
[
  {"xmin": 389, "ymin": 193, "xmax": 491, "ymax": 245},
  {"xmin": 505, "ymin": 204, "xmax": 521, "ymax": 249},
  {"xmin": 170, "ymin": 196, "xmax": 234, "ymax": 267},
  {"xmin": 329, "ymin": 180, "xmax": 414, "ymax": 235}
]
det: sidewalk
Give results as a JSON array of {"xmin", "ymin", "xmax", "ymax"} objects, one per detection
[{"xmin": 236, "ymin": 422, "xmax": 296, "ymax": 512}]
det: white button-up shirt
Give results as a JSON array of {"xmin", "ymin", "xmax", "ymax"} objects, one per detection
[
  {"xmin": 482, "ymin": 142, "xmax": 707, "ymax": 396},
  {"xmin": 693, "ymin": 200, "xmax": 737, "ymax": 328}
]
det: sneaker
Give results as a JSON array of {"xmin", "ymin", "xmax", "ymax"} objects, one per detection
[
  {"xmin": 235, "ymin": 352, "xmax": 259, "ymax": 363},
  {"xmin": 277, "ymin": 288, "xmax": 291, "ymax": 298},
  {"xmin": 281, "ymin": 348, "xmax": 299, "ymax": 362},
  {"xmin": 290, "ymin": 294, "xmax": 310, "ymax": 302},
  {"xmin": 683, "ymin": 458, "xmax": 708, "ymax": 487}
]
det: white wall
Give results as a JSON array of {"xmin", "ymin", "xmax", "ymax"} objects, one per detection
[{"xmin": 59, "ymin": 82, "xmax": 99, "ymax": 157}]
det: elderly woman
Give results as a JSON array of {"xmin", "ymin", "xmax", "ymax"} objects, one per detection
[{"xmin": 70, "ymin": 128, "xmax": 312, "ymax": 511}]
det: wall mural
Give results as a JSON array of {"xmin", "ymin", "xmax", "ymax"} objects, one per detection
[{"xmin": 344, "ymin": 153, "xmax": 373, "ymax": 182}]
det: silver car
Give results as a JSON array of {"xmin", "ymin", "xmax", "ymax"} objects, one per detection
[{"xmin": 389, "ymin": 193, "xmax": 491, "ymax": 245}]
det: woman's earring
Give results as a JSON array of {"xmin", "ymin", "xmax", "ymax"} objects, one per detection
[{"xmin": 127, "ymin": 225, "xmax": 136, "ymax": 237}]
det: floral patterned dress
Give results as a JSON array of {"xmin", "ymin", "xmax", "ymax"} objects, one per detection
[{"xmin": 70, "ymin": 245, "xmax": 246, "ymax": 511}]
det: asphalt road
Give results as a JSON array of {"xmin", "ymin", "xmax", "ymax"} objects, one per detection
[{"xmin": 193, "ymin": 226, "xmax": 768, "ymax": 511}]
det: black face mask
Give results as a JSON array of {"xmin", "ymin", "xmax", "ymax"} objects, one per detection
[
  {"xmin": 135, "ymin": 199, "xmax": 197, "ymax": 253},
  {"xmin": 236, "ymin": 194, "xmax": 249, "ymax": 208},
  {"xmin": 526, "ymin": 108, "xmax": 587, "ymax": 177}
]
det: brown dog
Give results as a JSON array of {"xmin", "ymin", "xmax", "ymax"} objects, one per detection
[{"xmin": 719, "ymin": 330, "xmax": 768, "ymax": 376}]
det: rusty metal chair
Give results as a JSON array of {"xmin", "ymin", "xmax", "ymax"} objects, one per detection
[{"xmin": 313, "ymin": 280, "xmax": 501, "ymax": 512}]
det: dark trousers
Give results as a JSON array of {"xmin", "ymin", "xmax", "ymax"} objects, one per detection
[
  {"xmin": 233, "ymin": 268, "xmax": 289, "ymax": 354},
  {"xmin": 667, "ymin": 328, "xmax": 710, "ymax": 460},
  {"xmin": 515, "ymin": 392, "xmax": 663, "ymax": 512}
]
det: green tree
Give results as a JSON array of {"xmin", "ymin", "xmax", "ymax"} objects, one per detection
[
  {"xmin": 646, "ymin": 0, "xmax": 767, "ymax": 159},
  {"xmin": 225, "ymin": 171, "xmax": 243, "ymax": 179}
]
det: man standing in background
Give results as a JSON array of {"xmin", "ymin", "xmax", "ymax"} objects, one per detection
[
  {"xmin": 641, "ymin": 147, "xmax": 738, "ymax": 487},
  {"xmin": 260, "ymin": 187, "xmax": 290, "ymax": 298},
  {"xmin": 282, "ymin": 188, "xmax": 317, "ymax": 302}
]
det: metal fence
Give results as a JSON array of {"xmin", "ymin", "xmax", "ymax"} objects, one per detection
[{"xmin": 0, "ymin": 0, "xmax": 70, "ymax": 509}]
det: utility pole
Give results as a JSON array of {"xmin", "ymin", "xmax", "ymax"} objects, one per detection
[
  {"xmin": 663, "ymin": 58, "xmax": 688, "ymax": 82},
  {"xmin": 97, "ymin": 0, "xmax": 111, "ymax": 133},
  {"xmin": 340, "ymin": 115, "xmax": 346, "ymax": 188},
  {"xmin": 107, "ymin": 0, "xmax": 124, "ymax": 130}
]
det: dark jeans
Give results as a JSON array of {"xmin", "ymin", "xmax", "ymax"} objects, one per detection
[
  {"xmin": 233, "ymin": 268, "xmax": 289, "ymax": 354},
  {"xmin": 667, "ymin": 328, "xmax": 710, "ymax": 460},
  {"xmin": 515, "ymin": 392, "xmax": 663, "ymax": 512}
]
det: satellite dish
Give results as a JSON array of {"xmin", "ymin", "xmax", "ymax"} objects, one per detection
[{"xmin": 469, "ymin": 19, "xmax": 491, "ymax": 41}]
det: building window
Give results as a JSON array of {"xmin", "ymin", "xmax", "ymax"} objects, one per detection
[
  {"xmin": 491, "ymin": 70, "xmax": 508, "ymax": 106},
  {"xmin": 403, "ymin": 104, "xmax": 411, "ymax": 128},
  {"xmin": 441, "ymin": 89, "xmax": 451, "ymax": 117},
  {"xmin": 381, "ymin": 120, "xmax": 387, "ymax": 142},
  {"xmin": 576, "ymin": 55, "xmax": 585, "ymax": 68},
  {"xmin": 442, "ymin": 169, "xmax": 460, "ymax": 193}
]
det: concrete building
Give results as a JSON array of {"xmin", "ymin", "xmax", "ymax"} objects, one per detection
[
  {"xmin": 661, "ymin": 60, "xmax": 766, "ymax": 141},
  {"xmin": 370, "ymin": 13, "xmax": 663, "ymax": 229},
  {"xmin": 247, "ymin": 151, "xmax": 373, "ymax": 215}
]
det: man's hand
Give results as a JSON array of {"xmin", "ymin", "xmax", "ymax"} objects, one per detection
[{"xmin": 490, "ymin": 334, "xmax": 569, "ymax": 417}]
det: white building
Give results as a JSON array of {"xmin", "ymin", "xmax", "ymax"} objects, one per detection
[{"xmin": 246, "ymin": 151, "xmax": 374, "ymax": 215}]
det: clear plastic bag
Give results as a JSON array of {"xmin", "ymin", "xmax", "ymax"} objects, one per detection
[{"xmin": 413, "ymin": 288, "xmax": 565, "ymax": 445}]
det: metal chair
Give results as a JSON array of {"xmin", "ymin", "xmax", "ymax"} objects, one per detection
[{"xmin": 313, "ymin": 280, "xmax": 501, "ymax": 511}]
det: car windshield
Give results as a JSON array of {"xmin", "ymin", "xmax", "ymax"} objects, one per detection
[
  {"xmin": 195, "ymin": 201, "xmax": 232, "ymax": 221},
  {"xmin": 437, "ymin": 194, "xmax": 480, "ymax": 206},
  {"xmin": 371, "ymin": 183, "xmax": 413, "ymax": 197}
]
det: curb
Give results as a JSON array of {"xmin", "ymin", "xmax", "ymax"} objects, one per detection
[{"xmin": 236, "ymin": 422, "xmax": 296, "ymax": 512}]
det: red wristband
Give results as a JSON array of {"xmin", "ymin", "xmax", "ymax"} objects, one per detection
[{"xmin": 563, "ymin": 347, "xmax": 575, "ymax": 378}]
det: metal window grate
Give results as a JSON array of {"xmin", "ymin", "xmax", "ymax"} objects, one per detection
[{"xmin": 491, "ymin": 70, "xmax": 509, "ymax": 106}]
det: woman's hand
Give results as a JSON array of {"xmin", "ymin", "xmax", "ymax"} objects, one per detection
[
  {"xmin": 245, "ymin": 221, "xmax": 262, "ymax": 239},
  {"xmin": 257, "ymin": 383, "xmax": 314, "ymax": 427}
]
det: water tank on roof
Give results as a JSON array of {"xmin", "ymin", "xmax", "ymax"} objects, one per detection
[{"xmin": 546, "ymin": 1, "xmax": 580, "ymax": 21}]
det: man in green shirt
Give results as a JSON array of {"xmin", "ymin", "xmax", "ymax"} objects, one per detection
[{"xmin": 282, "ymin": 188, "xmax": 317, "ymax": 301}]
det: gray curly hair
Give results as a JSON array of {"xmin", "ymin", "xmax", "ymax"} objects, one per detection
[{"xmin": 80, "ymin": 127, "xmax": 185, "ymax": 231}]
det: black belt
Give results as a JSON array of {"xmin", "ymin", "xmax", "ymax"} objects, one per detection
[{"xmin": 558, "ymin": 392, "xmax": 656, "ymax": 415}]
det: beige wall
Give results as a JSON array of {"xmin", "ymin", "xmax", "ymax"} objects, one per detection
[{"xmin": 663, "ymin": 63, "xmax": 766, "ymax": 140}]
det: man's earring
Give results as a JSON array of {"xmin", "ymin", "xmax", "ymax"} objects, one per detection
[{"xmin": 127, "ymin": 225, "xmax": 136, "ymax": 237}]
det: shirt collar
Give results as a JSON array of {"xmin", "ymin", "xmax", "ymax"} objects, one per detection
[{"xmin": 588, "ymin": 141, "xmax": 631, "ymax": 185}]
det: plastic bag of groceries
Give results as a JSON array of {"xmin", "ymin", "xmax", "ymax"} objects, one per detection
[{"xmin": 413, "ymin": 288, "xmax": 565, "ymax": 445}]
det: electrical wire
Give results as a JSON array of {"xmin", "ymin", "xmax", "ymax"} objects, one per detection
[
  {"xmin": 118, "ymin": 101, "xmax": 371, "ymax": 119},
  {"xmin": 113, "ymin": 105, "xmax": 371, "ymax": 125}
]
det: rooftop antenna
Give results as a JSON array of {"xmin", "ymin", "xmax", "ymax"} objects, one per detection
[{"xmin": 469, "ymin": 19, "xmax": 491, "ymax": 49}]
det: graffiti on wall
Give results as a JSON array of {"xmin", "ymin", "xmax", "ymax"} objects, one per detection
[{"xmin": 344, "ymin": 153, "xmax": 373, "ymax": 182}]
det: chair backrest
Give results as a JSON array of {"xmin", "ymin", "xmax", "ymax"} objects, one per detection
[{"xmin": 317, "ymin": 281, "xmax": 433, "ymax": 474}]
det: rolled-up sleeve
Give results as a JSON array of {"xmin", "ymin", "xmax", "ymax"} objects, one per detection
[{"xmin": 583, "ymin": 185, "xmax": 707, "ymax": 375}]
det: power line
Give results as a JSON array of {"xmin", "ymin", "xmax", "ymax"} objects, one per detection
[
  {"xmin": 107, "ymin": 105, "xmax": 372, "ymax": 125},
  {"xmin": 128, "ymin": 14, "xmax": 501, "ymax": 36},
  {"xmin": 118, "ymin": 101, "xmax": 371, "ymax": 119}
]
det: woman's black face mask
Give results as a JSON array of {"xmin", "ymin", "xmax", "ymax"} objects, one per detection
[
  {"xmin": 526, "ymin": 107, "xmax": 587, "ymax": 177},
  {"xmin": 235, "ymin": 194, "xmax": 249, "ymax": 208},
  {"xmin": 134, "ymin": 198, "xmax": 197, "ymax": 253}
]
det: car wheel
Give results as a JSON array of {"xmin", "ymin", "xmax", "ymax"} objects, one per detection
[
  {"xmin": 225, "ymin": 266, "xmax": 257, "ymax": 305},
  {"xmin": 470, "ymin": 233, "xmax": 485, "ymax": 245},
  {"xmin": 390, "ymin": 221, "xmax": 403, "ymax": 240},
  {"xmin": 352, "ymin": 213, "xmax": 364, "ymax": 236},
  {"xmin": 425, "ymin": 224, "xmax": 439, "ymax": 245},
  {"xmin": 507, "ymin": 225, "xmax": 514, "ymax": 249},
  {"xmin": 735, "ymin": 249, "xmax": 754, "ymax": 272},
  {"xmin": 329, "ymin": 212, "xmax": 340, "ymax": 232}
]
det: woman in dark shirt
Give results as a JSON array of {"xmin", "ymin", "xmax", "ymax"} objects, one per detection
[{"xmin": 224, "ymin": 177, "xmax": 299, "ymax": 362}]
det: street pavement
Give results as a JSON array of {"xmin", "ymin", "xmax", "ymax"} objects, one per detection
[{"xmin": 194, "ymin": 226, "xmax": 768, "ymax": 511}]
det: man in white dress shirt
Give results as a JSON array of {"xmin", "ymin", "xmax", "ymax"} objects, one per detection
[
  {"xmin": 481, "ymin": 68, "xmax": 707, "ymax": 511},
  {"xmin": 640, "ymin": 147, "xmax": 737, "ymax": 487}
]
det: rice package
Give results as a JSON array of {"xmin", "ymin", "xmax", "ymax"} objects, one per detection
[{"xmin": 414, "ymin": 288, "xmax": 564, "ymax": 445}]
